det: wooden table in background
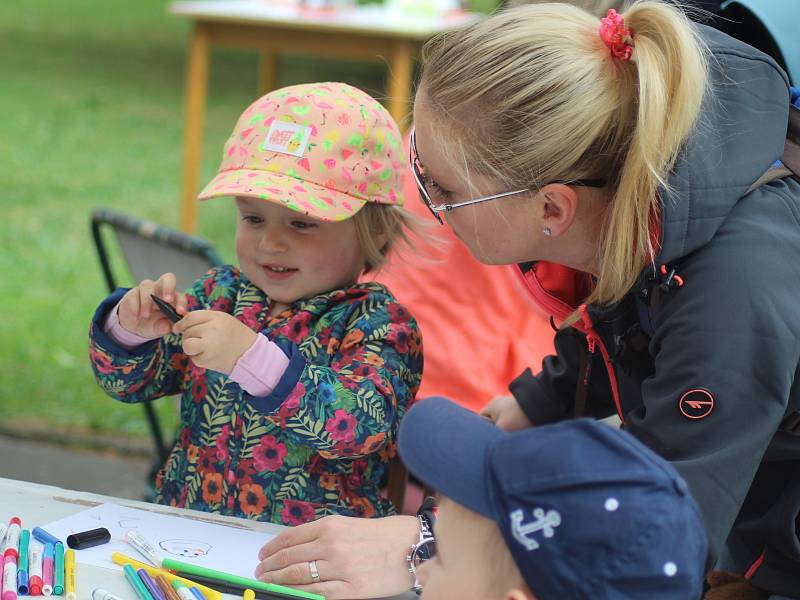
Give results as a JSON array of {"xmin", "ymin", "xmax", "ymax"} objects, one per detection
[{"xmin": 169, "ymin": 0, "xmax": 480, "ymax": 232}]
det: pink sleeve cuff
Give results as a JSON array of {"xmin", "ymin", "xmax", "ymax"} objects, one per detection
[
  {"xmin": 229, "ymin": 334, "xmax": 291, "ymax": 397},
  {"xmin": 104, "ymin": 302, "xmax": 159, "ymax": 349}
]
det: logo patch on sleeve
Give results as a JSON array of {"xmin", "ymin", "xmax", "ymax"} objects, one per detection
[{"xmin": 678, "ymin": 389, "xmax": 715, "ymax": 419}]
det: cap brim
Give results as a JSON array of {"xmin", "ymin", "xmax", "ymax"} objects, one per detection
[
  {"xmin": 398, "ymin": 397, "xmax": 505, "ymax": 518},
  {"xmin": 198, "ymin": 168, "xmax": 367, "ymax": 222}
]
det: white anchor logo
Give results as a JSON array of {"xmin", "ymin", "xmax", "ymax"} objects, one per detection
[{"xmin": 510, "ymin": 508, "xmax": 562, "ymax": 551}]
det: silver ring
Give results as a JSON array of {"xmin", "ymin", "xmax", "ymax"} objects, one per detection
[{"xmin": 309, "ymin": 560, "xmax": 321, "ymax": 583}]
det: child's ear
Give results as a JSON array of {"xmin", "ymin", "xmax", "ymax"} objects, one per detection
[{"xmin": 506, "ymin": 588, "xmax": 537, "ymax": 600}]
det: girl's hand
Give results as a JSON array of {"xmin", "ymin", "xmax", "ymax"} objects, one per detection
[
  {"xmin": 254, "ymin": 515, "xmax": 419, "ymax": 599},
  {"xmin": 117, "ymin": 273, "xmax": 188, "ymax": 339},
  {"xmin": 480, "ymin": 395, "xmax": 533, "ymax": 431},
  {"xmin": 174, "ymin": 311, "xmax": 257, "ymax": 375}
]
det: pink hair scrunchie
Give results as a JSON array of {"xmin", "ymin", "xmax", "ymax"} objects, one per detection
[{"xmin": 599, "ymin": 9, "xmax": 634, "ymax": 62}]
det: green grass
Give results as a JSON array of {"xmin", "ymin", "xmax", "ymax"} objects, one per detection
[{"xmin": 0, "ymin": 0, "xmax": 389, "ymax": 437}]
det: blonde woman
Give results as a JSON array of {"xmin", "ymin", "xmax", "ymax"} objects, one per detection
[{"xmin": 253, "ymin": 2, "xmax": 800, "ymax": 599}]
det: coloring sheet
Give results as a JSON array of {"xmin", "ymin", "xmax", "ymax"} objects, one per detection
[{"xmin": 42, "ymin": 503, "xmax": 273, "ymax": 578}]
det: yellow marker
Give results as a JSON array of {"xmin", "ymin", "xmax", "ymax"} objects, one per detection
[
  {"xmin": 65, "ymin": 549, "xmax": 77, "ymax": 600},
  {"xmin": 111, "ymin": 553, "xmax": 222, "ymax": 600},
  {"xmin": 243, "ymin": 590, "xmax": 255, "ymax": 600}
]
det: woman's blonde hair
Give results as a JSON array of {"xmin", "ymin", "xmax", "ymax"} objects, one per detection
[
  {"xmin": 419, "ymin": 0, "xmax": 709, "ymax": 307},
  {"xmin": 352, "ymin": 203, "xmax": 423, "ymax": 273}
]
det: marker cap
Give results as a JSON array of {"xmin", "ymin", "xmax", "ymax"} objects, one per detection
[
  {"xmin": 8, "ymin": 518, "xmax": 21, "ymax": 527},
  {"xmin": 31, "ymin": 528, "xmax": 60, "ymax": 547},
  {"xmin": 29, "ymin": 575, "xmax": 43, "ymax": 596},
  {"xmin": 3, "ymin": 549, "xmax": 18, "ymax": 561},
  {"xmin": 67, "ymin": 528, "xmax": 111, "ymax": 550},
  {"xmin": 17, "ymin": 569, "xmax": 29, "ymax": 595}
]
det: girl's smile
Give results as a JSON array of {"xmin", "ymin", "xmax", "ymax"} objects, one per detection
[
  {"xmin": 261, "ymin": 263, "xmax": 299, "ymax": 280},
  {"xmin": 235, "ymin": 197, "xmax": 366, "ymax": 312}
]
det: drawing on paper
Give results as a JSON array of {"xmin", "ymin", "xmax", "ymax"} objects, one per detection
[{"xmin": 159, "ymin": 539, "xmax": 212, "ymax": 558}]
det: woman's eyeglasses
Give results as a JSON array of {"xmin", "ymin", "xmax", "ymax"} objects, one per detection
[{"xmin": 408, "ymin": 127, "xmax": 606, "ymax": 225}]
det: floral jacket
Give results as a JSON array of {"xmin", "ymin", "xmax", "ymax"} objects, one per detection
[{"xmin": 89, "ymin": 265, "xmax": 423, "ymax": 524}]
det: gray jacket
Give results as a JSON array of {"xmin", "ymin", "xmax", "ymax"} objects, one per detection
[{"xmin": 511, "ymin": 25, "xmax": 800, "ymax": 596}]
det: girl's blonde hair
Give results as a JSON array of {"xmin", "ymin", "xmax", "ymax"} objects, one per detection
[
  {"xmin": 352, "ymin": 203, "xmax": 423, "ymax": 273},
  {"xmin": 419, "ymin": 1, "xmax": 709, "ymax": 307}
]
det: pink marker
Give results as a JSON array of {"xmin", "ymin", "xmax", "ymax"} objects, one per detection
[
  {"xmin": 3, "ymin": 554, "xmax": 18, "ymax": 600},
  {"xmin": 1, "ymin": 519, "xmax": 21, "ymax": 560},
  {"xmin": 41, "ymin": 544, "xmax": 53, "ymax": 596}
]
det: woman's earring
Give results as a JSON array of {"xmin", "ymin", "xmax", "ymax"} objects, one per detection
[{"xmin": 542, "ymin": 227, "xmax": 552, "ymax": 237}]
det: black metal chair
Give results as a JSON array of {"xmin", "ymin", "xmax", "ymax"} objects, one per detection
[{"xmin": 90, "ymin": 208, "xmax": 224, "ymax": 495}]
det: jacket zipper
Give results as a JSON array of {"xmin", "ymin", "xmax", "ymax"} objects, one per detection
[{"xmin": 517, "ymin": 266, "xmax": 625, "ymax": 423}]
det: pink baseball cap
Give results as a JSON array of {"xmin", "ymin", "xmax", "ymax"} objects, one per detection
[{"xmin": 198, "ymin": 82, "xmax": 405, "ymax": 221}]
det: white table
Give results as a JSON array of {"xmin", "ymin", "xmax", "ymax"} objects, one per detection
[{"xmin": 0, "ymin": 478, "xmax": 415, "ymax": 600}]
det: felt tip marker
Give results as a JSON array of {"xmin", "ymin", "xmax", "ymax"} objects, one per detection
[
  {"xmin": 16, "ymin": 530, "xmax": 30, "ymax": 595},
  {"xmin": 162, "ymin": 559, "xmax": 324, "ymax": 600},
  {"xmin": 28, "ymin": 541, "xmax": 44, "ymax": 596},
  {"xmin": 137, "ymin": 569, "xmax": 168, "ymax": 600},
  {"xmin": 64, "ymin": 549, "xmax": 76, "ymax": 600},
  {"xmin": 150, "ymin": 294, "xmax": 182, "ymax": 324},
  {"xmin": 93, "ymin": 589, "xmax": 128, "ymax": 600},
  {"xmin": 110, "ymin": 553, "xmax": 220, "ymax": 600},
  {"xmin": 53, "ymin": 542, "xmax": 64, "ymax": 596},
  {"xmin": 31, "ymin": 528, "xmax": 60, "ymax": 548},
  {"xmin": 171, "ymin": 581, "xmax": 197, "ymax": 600},
  {"xmin": 122, "ymin": 564, "xmax": 154, "ymax": 600},
  {"xmin": 2, "ymin": 518, "xmax": 22, "ymax": 560},
  {"xmin": 125, "ymin": 531, "xmax": 164, "ymax": 567},
  {"xmin": 155, "ymin": 575, "xmax": 181, "ymax": 600},
  {"xmin": 42, "ymin": 543, "xmax": 54, "ymax": 596},
  {"xmin": 3, "ymin": 554, "xmax": 18, "ymax": 600}
]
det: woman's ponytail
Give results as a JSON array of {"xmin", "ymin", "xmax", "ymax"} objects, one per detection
[{"xmin": 592, "ymin": 1, "xmax": 709, "ymax": 306}]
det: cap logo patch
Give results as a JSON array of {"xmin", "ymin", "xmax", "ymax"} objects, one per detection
[
  {"xmin": 262, "ymin": 121, "xmax": 311, "ymax": 157},
  {"xmin": 679, "ymin": 388, "xmax": 715, "ymax": 419},
  {"xmin": 510, "ymin": 508, "xmax": 561, "ymax": 551}
]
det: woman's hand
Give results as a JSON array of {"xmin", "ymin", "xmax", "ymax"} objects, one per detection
[
  {"xmin": 255, "ymin": 515, "xmax": 419, "ymax": 599},
  {"xmin": 117, "ymin": 272, "xmax": 187, "ymax": 339},
  {"xmin": 480, "ymin": 395, "xmax": 533, "ymax": 431},
  {"xmin": 173, "ymin": 311, "xmax": 257, "ymax": 375}
]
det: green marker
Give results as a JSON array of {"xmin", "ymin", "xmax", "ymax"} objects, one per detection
[
  {"xmin": 17, "ymin": 530, "xmax": 31, "ymax": 595},
  {"xmin": 54, "ymin": 542, "xmax": 65, "ymax": 595},
  {"xmin": 122, "ymin": 564, "xmax": 155, "ymax": 600},
  {"xmin": 161, "ymin": 559, "xmax": 323, "ymax": 600}
]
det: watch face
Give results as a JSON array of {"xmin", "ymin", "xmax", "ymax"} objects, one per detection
[{"xmin": 414, "ymin": 537, "xmax": 437, "ymax": 564}]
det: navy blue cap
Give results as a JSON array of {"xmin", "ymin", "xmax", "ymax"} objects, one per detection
[{"xmin": 398, "ymin": 397, "xmax": 709, "ymax": 600}]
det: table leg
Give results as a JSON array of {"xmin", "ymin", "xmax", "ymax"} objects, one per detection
[
  {"xmin": 257, "ymin": 50, "xmax": 278, "ymax": 96},
  {"xmin": 387, "ymin": 39, "xmax": 416, "ymax": 131},
  {"xmin": 179, "ymin": 22, "xmax": 210, "ymax": 233}
]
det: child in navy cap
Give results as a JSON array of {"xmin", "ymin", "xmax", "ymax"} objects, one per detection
[{"xmin": 398, "ymin": 397, "xmax": 709, "ymax": 599}]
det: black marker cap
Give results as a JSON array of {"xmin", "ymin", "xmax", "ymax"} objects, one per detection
[{"xmin": 66, "ymin": 528, "xmax": 111, "ymax": 550}]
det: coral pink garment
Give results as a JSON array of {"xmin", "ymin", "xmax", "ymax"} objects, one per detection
[{"xmin": 365, "ymin": 140, "xmax": 555, "ymax": 412}]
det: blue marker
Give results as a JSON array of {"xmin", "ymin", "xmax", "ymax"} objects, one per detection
[
  {"xmin": 189, "ymin": 588, "xmax": 205, "ymax": 600},
  {"xmin": 31, "ymin": 528, "xmax": 61, "ymax": 547}
]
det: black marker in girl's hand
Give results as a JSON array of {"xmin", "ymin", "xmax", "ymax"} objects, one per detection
[{"xmin": 150, "ymin": 294, "xmax": 182, "ymax": 324}]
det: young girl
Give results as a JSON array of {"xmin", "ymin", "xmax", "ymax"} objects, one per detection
[{"xmin": 89, "ymin": 82, "xmax": 423, "ymax": 525}]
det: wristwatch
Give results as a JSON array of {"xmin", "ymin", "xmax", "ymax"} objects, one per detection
[{"xmin": 406, "ymin": 496, "xmax": 438, "ymax": 594}]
